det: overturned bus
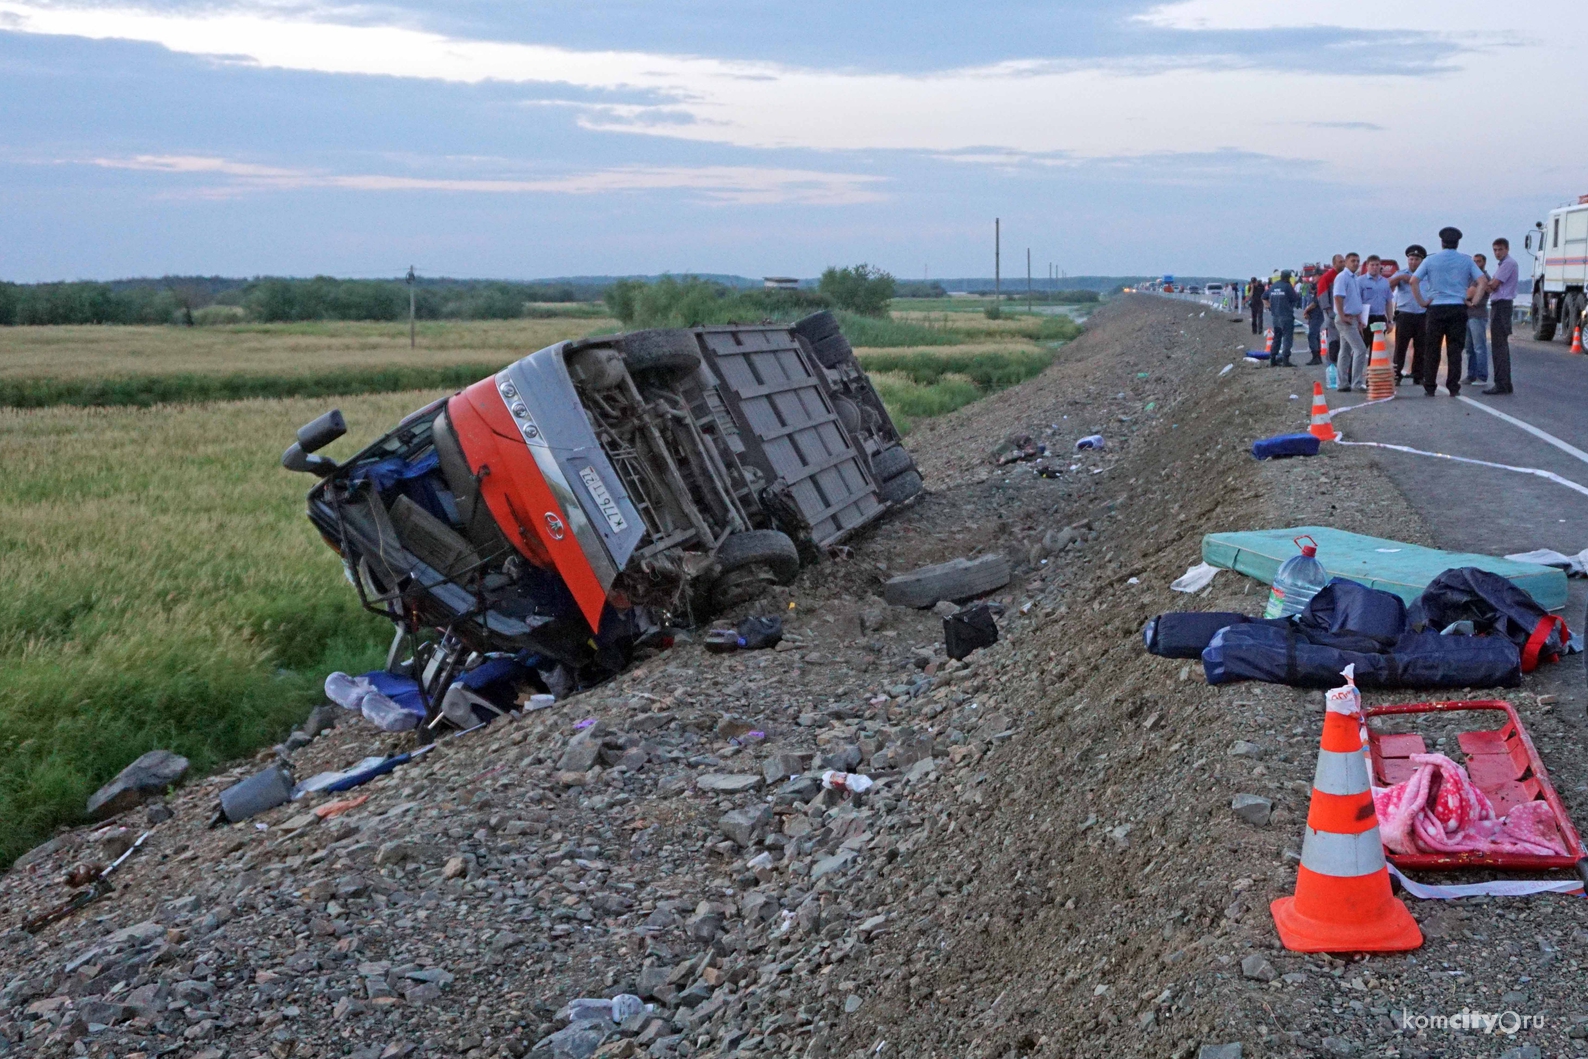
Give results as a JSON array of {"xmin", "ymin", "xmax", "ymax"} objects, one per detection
[{"xmin": 282, "ymin": 312, "xmax": 921, "ymax": 720}]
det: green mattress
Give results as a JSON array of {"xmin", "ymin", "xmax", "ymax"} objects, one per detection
[{"xmin": 1201, "ymin": 526, "xmax": 1568, "ymax": 611}]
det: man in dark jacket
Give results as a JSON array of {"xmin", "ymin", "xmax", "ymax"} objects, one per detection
[
  {"xmin": 1248, "ymin": 276, "xmax": 1266, "ymax": 334},
  {"xmin": 1264, "ymin": 270, "xmax": 1298, "ymax": 366}
]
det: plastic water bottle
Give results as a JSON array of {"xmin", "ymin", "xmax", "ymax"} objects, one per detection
[
  {"xmin": 360, "ymin": 691, "xmax": 421, "ymax": 732},
  {"xmin": 1263, "ymin": 535, "xmax": 1329, "ymax": 619},
  {"xmin": 324, "ymin": 671, "xmax": 368, "ymax": 710},
  {"xmin": 1325, "ymin": 362, "xmax": 1339, "ymax": 389}
]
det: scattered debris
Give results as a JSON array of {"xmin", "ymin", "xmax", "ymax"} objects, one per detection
[
  {"xmin": 23, "ymin": 831, "xmax": 149, "ymax": 934},
  {"xmin": 1251, "ymin": 432, "xmax": 1320, "ymax": 460},
  {"xmin": 217, "ymin": 764, "xmax": 295, "ymax": 824},
  {"xmin": 943, "ymin": 602, "xmax": 999, "ymax": 660},
  {"xmin": 820, "ymin": 770, "xmax": 874, "ymax": 794},
  {"xmin": 1169, "ymin": 561, "xmax": 1219, "ymax": 594},
  {"xmin": 992, "ymin": 433, "xmax": 1045, "ymax": 464},
  {"xmin": 1505, "ymin": 546, "xmax": 1588, "ymax": 576}
]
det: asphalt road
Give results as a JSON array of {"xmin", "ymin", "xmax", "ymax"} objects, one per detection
[
  {"xmin": 1326, "ymin": 330, "xmax": 1588, "ymax": 555},
  {"xmin": 1308, "ymin": 326, "xmax": 1588, "ymax": 713}
]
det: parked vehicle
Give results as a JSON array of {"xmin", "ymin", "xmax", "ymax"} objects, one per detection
[
  {"xmin": 1527, "ymin": 197, "xmax": 1588, "ymax": 341},
  {"xmin": 282, "ymin": 313, "xmax": 920, "ymax": 716}
]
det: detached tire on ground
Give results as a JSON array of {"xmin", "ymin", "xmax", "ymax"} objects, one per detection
[
  {"xmin": 621, "ymin": 329, "xmax": 702, "ymax": 378},
  {"xmin": 710, "ymin": 529, "xmax": 801, "ymax": 610},
  {"xmin": 882, "ymin": 553, "xmax": 1011, "ymax": 608}
]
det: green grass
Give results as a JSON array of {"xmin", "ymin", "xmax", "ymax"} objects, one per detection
[
  {"xmin": 833, "ymin": 311, "xmax": 963, "ymax": 347},
  {"xmin": 857, "ymin": 348, "xmax": 1058, "ymax": 389},
  {"xmin": 0, "ymin": 392, "xmax": 437, "ymax": 865},
  {"xmin": 0, "ymin": 363, "xmax": 509, "ymax": 409},
  {"xmin": 860, "ymin": 348, "xmax": 1061, "ymax": 433},
  {"xmin": 869, "ymin": 374, "xmax": 985, "ymax": 433}
]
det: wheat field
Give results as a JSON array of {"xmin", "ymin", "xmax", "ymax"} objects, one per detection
[{"xmin": 0, "ymin": 390, "xmax": 443, "ymax": 863}]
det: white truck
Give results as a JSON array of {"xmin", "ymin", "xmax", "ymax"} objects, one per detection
[{"xmin": 1527, "ymin": 196, "xmax": 1588, "ymax": 341}]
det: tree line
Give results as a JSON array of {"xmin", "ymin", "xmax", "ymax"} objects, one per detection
[
  {"xmin": 0, "ymin": 266, "xmax": 952, "ymax": 327},
  {"xmin": 0, "ymin": 276, "xmax": 602, "ymax": 326}
]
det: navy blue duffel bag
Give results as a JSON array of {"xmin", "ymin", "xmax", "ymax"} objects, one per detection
[{"xmin": 1202, "ymin": 623, "xmax": 1521, "ymax": 688}]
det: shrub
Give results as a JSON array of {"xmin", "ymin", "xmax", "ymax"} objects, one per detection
[
  {"xmin": 819, "ymin": 265, "xmax": 895, "ymax": 317},
  {"xmin": 192, "ymin": 305, "xmax": 248, "ymax": 326}
]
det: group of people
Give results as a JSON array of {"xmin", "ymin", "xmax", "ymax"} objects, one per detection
[{"xmin": 1245, "ymin": 227, "xmax": 1518, "ymax": 396}]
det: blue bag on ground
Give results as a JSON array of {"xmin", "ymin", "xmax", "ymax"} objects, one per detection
[
  {"xmin": 1142, "ymin": 612, "xmax": 1263, "ymax": 658},
  {"xmin": 1251, "ymin": 433, "xmax": 1320, "ymax": 460},
  {"xmin": 1408, "ymin": 566, "xmax": 1567, "ymax": 671},
  {"xmin": 1202, "ymin": 622, "xmax": 1520, "ymax": 688},
  {"xmin": 1295, "ymin": 578, "xmax": 1407, "ymax": 643}
]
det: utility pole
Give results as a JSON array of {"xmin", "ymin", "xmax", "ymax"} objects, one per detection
[
  {"xmin": 1027, "ymin": 248, "xmax": 1032, "ymax": 312},
  {"xmin": 994, "ymin": 218, "xmax": 1000, "ymax": 303},
  {"xmin": 406, "ymin": 265, "xmax": 417, "ymax": 349}
]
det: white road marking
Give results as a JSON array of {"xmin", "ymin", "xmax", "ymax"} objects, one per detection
[
  {"xmin": 1335, "ymin": 440, "xmax": 1588, "ymax": 499},
  {"xmin": 1457, "ymin": 396, "xmax": 1588, "ymax": 467}
]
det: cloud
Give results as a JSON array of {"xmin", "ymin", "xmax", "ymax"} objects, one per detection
[
  {"xmin": 3, "ymin": 0, "xmax": 1585, "ymax": 201},
  {"xmin": 86, "ymin": 153, "xmax": 888, "ymax": 204}
]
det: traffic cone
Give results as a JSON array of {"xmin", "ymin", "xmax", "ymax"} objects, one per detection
[
  {"xmin": 1270, "ymin": 696, "xmax": 1423, "ymax": 953},
  {"xmin": 1572, "ymin": 326, "xmax": 1583, "ymax": 355},
  {"xmin": 1366, "ymin": 327, "xmax": 1394, "ymax": 400},
  {"xmin": 1307, "ymin": 382, "xmax": 1338, "ymax": 442}
]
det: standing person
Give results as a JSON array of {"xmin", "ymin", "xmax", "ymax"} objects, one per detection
[
  {"xmin": 1318, "ymin": 254, "xmax": 1345, "ymax": 367},
  {"xmin": 1485, "ymin": 238, "xmax": 1518, "ymax": 395},
  {"xmin": 1249, "ymin": 276, "xmax": 1266, "ymax": 335},
  {"xmin": 1465, "ymin": 253, "xmax": 1491, "ymax": 385},
  {"xmin": 1357, "ymin": 255, "xmax": 1391, "ymax": 349},
  {"xmin": 1387, "ymin": 245, "xmax": 1427, "ymax": 385},
  {"xmin": 1265, "ymin": 270, "xmax": 1298, "ymax": 366},
  {"xmin": 1332, "ymin": 252, "xmax": 1369, "ymax": 391},
  {"xmin": 1410, "ymin": 226, "xmax": 1484, "ymax": 397},
  {"xmin": 1304, "ymin": 278, "xmax": 1326, "ymax": 364}
]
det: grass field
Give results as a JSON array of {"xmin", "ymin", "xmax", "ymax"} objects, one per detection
[
  {"xmin": 0, "ymin": 392, "xmax": 434, "ymax": 864},
  {"xmin": 0, "ymin": 308, "xmax": 1085, "ymax": 861},
  {"xmin": 0, "ymin": 318, "xmax": 619, "ymax": 407}
]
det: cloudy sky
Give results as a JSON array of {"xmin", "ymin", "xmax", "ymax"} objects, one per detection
[{"xmin": 2, "ymin": 0, "xmax": 1585, "ymax": 281}]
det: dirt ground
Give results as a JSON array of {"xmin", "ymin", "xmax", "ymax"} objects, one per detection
[{"xmin": 2, "ymin": 296, "xmax": 1585, "ymax": 1059}]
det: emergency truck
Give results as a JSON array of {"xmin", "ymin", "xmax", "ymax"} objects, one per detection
[{"xmin": 1527, "ymin": 196, "xmax": 1588, "ymax": 342}]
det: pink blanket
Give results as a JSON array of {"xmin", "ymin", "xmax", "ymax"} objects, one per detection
[{"xmin": 1371, "ymin": 753, "xmax": 1568, "ymax": 857}]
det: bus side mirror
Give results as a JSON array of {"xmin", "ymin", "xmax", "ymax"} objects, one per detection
[{"xmin": 1524, "ymin": 232, "xmax": 1533, "ymax": 252}]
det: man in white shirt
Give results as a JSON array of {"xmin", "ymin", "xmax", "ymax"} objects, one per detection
[{"xmin": 1331, "ymin": 253, "xmax": 1368, "ymax": 392}]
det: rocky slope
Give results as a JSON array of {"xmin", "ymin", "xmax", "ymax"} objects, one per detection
[{"xmin": 2, "ymin": 296, "xmax": 1585, "ymax": 1059}]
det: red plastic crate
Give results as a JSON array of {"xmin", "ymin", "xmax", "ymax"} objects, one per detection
[{"xmin": 1363, "ymin": 700, "xmax": 1585, "ymax": 871}]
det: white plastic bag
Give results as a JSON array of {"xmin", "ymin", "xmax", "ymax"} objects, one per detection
[
  {"xmin": 1170, "ymin": 562, "xmax": 1219, "ymax": 594},
  {"xmin": 821, "ymin": 770, "xmax": 874, "ymax": 794}
]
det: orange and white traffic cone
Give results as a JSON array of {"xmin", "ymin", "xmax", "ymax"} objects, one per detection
[
  {"xmin": 1572, "ymin": 326, "xmax": 1583, "ymax": 356},
  {"xmin": 1270, "ymin": 694, "xmax": 1423, "ymax": 953},
  {"xmin": 1307, "ymin": 381, "xmax": 1338, "ymax": 442},
  {"xmin": 1366, "ymin": 327, "xmax": 1394, "ymax": 400},
  {"xmin": 1265, "ymin": 328, "xmax": 1275, "ymax": 355}
]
